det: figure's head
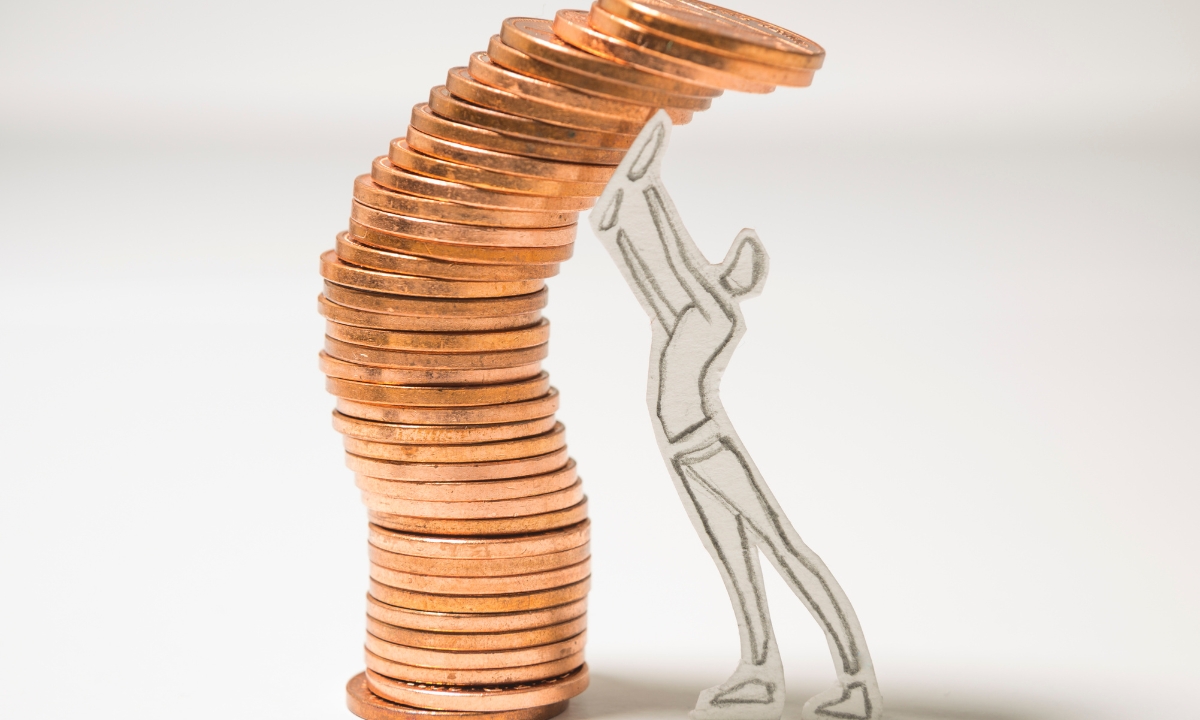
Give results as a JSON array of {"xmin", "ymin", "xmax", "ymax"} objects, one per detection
[{"xmin": 718, "ymin": 229, "xmax": 769, "ymax": 300}]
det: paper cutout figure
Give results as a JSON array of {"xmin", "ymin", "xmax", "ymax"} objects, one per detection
[{"xmin": 589, "ymin": 112, "xmax": 883, "ymax": 720}]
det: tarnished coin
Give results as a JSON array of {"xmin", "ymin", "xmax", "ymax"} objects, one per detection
[
  {"xmin": 321, "ymin": 353, "xmax": 542, "ymax": 387},
  {"xmin": 369, "ymin": 497, "xmax": 588, "ymax": 536},
  {"xmin": 327, "ymin": 373, "xmax": 551, "ymax": 408},
  {"xmin": 365, "ymin": 665, "xmax": 589, "ymax": 713},
  {"xmin": 554, "ymin": 9, "xmax": 774, "ymax": 93},
  {"xmin": 365, "ymin": 595, "xmax": 587, "ymax": 634},
  {"xmin": 337, "ymin": 234, "xmax": 558, "ymax": 283},
  {"xmin": 321, "ymin": 251, "xmax": 543, "ymax": 299},
  {"xmin": 346, "ymin": 673, "xmax": 569, "ymax": 720},
  {"xmin": 322, "ymin": 283, "xmax": 548, "ymax": 319},
  {"xmin": 319, "ymin": 295, "xmax": 543, "ymax": 333},
  {"xmin": 391, "ymin": 138, "xmax": 607, "ymax": 199},
  {"xmin": 366, "ymin": 614, "xmax": 587, "ymax": 652},
  {"xmin": 356, "ymin": 461, "xmax": 577, "ymax": 503},
  {"xmin": 365, "ymin": 649, "xmax": 585, "ymax": 687},
  {"xmin": 326, "ymin": 318, "xmax": 550, "ymax": 353},
  {"xmin": 367, "ymin": 519, "xmax": 589, "ymax": 560},
  {"xmin": 324, "ymin": 337, "xmax": 549, "ymax": 370},
  {"xmin": 350, "ymin": 202, "xmax": 577, "ymax": 249},
  {"xmin": 351, "ymin": 220, "xmax": 574, "ymax": 266},
  {"xmin": 353, "ymin": 174, "xmax": 577, "ymax": 229},
  {"xmin": 348, "ymin": 447, "xmax": 570, "ymax": 483},
  {"xmin": 364, "ymin": 631, "xmax": 586, "ymax": 670},
  {"xmin": 369, "ymin": 539, "xmax": 589, "ymax": 577},
  {"xmin": 412, "ymin": 104, "xmax": 624, "ymax": 166},
  {"xmin": 336, "ymin": 389, "xmax": 559, "ymax": 426},
  {"xmin": 596, "ymin": 0, "xmax": 826, "ymax": 70},
  {"xmin": 404, "ymin": 130, "xmax": 616, "ymax": 184},
  {"xmin": 361, "ymin": 479, "xmax": 584, "ymax": 520},
  {"xmin": 368, "ymin": 576, "xmax": 590, "ymax": 614},
  {"xmin": 372, "ymin": 156, "xmax": 594, "ymax": 212}
]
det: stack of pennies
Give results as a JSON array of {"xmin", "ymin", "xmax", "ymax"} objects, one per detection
[{"xmin": 320, "ymin": 4, "xmax": 823, "ymax": 720}]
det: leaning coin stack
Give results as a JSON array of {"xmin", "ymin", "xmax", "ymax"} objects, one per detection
[{"xmin": 319, "ymin": 3, "xmax": 823, "ymax": 720}]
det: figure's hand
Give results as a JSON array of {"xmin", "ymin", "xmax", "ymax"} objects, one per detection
[{"xmin": 718, "ymin": 229, "xmax": 769, "ymax": 299}]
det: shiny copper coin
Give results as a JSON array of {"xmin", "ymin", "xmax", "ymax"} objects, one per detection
[
  {"xmin": 587, "ymin": 5, "xmax": 814, "ymax": 87},
  {"xmin": 366, "ymin": 595, "xmax": 587, "ymax": 634},
  {"xmin": 336, "ymin": 389, "xmax": 559, "ymax": 426},
  {"xmin": 597, "ymin": 0, "xmax": 826, "ymax": 71},
  {"xmin": 328, "ymin": 374, "xmax": 551, "ymax": 409},
  {"xmin": 429, "ymin": 86, "xmax": 633, "ymax": 151},
  {"xmin": 361, "ymin": 480, "xmax": 584, "ymax": 520},
  {"xmin": 349, "ymin": 447, "xmax": 569, "ymax": 484},
  {"xmin": 341, "ymin": 415, "xmax": 556, "ymax": 446},
  {"xmin": 356, "ymin": 461, "xmax": 576, "ymax": 503},
  {"xmin": 391, "ymin": 139, "xmax": 606, "ymax": 199},
  {"xmin": 321, "ymin": 251, "xmax": 543, "ymax": 299},
  {"xmin": 486, "ymin": 34, "xmax": 710, "ymax": 112},
  {"xmin": 326, "ymin": 318, "xmax": 550, "ymax": 354},
  {"xmin": 320, "ymin": 354, "xmax": 541, "ymax": 388},
  {"xmin": 365, "ymin": 665, "xmax": 588, "ymax": 713},
  {"xmin": 364, "ymin": 631, "xmax": 586, "ymax": 670},
  {"xmin": 369, "ymin": 497, "xmax": 588, "ymax": 536},
  {"xmin": 369, "ymin": 540, "xmax": 590, "ymax": 578},
  {"xmin": 337, "ymin": 234, "xmax": 558, "ymax": 283},
  {"xmin": 346, "ymin": 673, "xmax": 568, "ymax": 720},
  {"xmin": 323, "ymin": 282, "xmax": 548, "ymax": 319},
  {"xmin": 340, "ymin": 423, "xmax": 566, "ymax": 464},
  {"xmin": 403, "ymin": 131, "xmax": 615, "ymax": 184},
  {"xmin": 368, "ymin": 519, "xmax": 588, "ymax": 559},
  {"xmin": 318, "ymin": 295, "xmax": 542, "ymax": 333},
  {"xmin": 351, "ymin": 202, "xmax": 576, "ymax": 249},
  {"xmin": 554, "ymin": 9, "xmax": 774, "ymax": 93},
  {"xmin": 451, "ymin": 63, "xmax": 646, "ymax": 136},
  {"xmin": 368, "ymin": 576, "xmax": 590, "ymax": 614},
  {"xmin": 354, "ymin": 175, "xmax": 577, "ymax": 229},
  {"xmin": 366, "ymin": 614, "xmax": 587, "ymax": 652},
  {"xmin": 351, "ymin": 220, "xmax": 574, "ymax": 266},
  {"xmin": 411, "ymin": 104, "xmax": 623, "ymax": 166},
  {"xmin": 500, "ymin": 17, "xmax": 721, "ymax": 98},
  {"xmin": 325, "ymin": 337, "xmax": 548, "ymax": 370},
  {"xmin": 468, "ymin": 52, "xmax": 692, "ymax": 127},
  {"xmin": 365, "ymin": 649, "xmax": 585, "ymax": 688},
  {"xmin": 372, "ymin": 157, "xmax": 594, "ymax": 213}
]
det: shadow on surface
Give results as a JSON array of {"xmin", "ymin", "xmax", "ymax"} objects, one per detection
[{"xmin": 563, "ymin": 673, "xmax": 1062, "ymax": 720}]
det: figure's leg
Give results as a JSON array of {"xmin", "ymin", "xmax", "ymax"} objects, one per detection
[
  {"xmin": 668, "ymin": 457, "xmax": 785, "ymax": 720},
  {"xmin": 679, "ymin": 437, "xmax": 882, "ymax": 720}
]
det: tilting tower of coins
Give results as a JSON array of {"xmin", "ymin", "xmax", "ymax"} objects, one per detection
[{"xmin": 317, "ymin": 4, "xmax": 822, "ymax": 719}]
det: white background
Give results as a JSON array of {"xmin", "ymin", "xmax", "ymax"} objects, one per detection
[{"xmin": 1, "ymin": 2, "xmax": 1197, "ymax": 719}]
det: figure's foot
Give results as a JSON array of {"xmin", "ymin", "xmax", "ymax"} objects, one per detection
[
  {"xmin": 800, "ymin": 679, "xmax": 882, "ymax": 720},
  {"xmin": 690, "ymin": 659, "xmax": 785, "ymax": 720}
]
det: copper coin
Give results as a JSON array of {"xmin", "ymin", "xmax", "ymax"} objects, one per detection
[
  {"xmin": 336, "ymin": 389, "xmax": 559, "ymax": 426},
  {"xmin": 355, "ymin": 461, "xmax": 577, "ymax": 503},
  {"xmin": 337, "ymin": 234, "xmax": 558, "ymax": 283},
  {"xmin": 354, "ymin": 175, "xmax": 577, "ymax": 229},
  {"xmin": 366, "ymin": 595, "xmax": 587, "ymax": 634},
  {"xmin": 366, "ymin": 614, "xmax": 587, "ymax": 652},
  {"xmin": 403, "ymin": 130, "xmax": 616, "ymax": 184},
  {"xmin": 369, "ymin": 497, "xmax": 588, "ymax": 535},
  {"xmin": 596, "ymin": 0, "xmax": 826, "ymax": 71},
  {"xmin": 348, "ymin": 447, "xmax": 569, "ymax": 483},
  {"xmin": 364, "ymin": 631, "xmax": 586, "ymax": 670},
  {"xmin": 554, "ymin": 9, "xmax": 773, "ymax": 93},
  {"xmin": 365, "ymin": 665, "xmax": 588, "ymax": 712},
  {"xmin": 365, "ymin": 649, "xmax": 585, "ymax": 687},
  {"xmin": 367, "ymin": 519, "xmax": 588, "ymax": 560},
  {"xmin": 340, "ymin": 415, "xmax": 556, "ymax": 446},
  {"xmin": 346, "ymin": 673, "xmax": 568, "ymax": 720},
  {"xmin": 369, "ymin": 540, "xmax": 590, "ymax": 578},
  {"xmin": 323, "ymin": 283, "xmax": 548, "ymax": 319},
  {"xmin": 390, "ymin": 139, "xmax": 606, "ymax": 200},
  {"xmin": 468, "ymin": 52, "xmax": 692, "ymax": 127},
  {"xmin": 587, "ymin": 5, "xmax": 814, "ymax": 87},
  {"xmin": 326, "ymin": 319, "xmax": 550, "ymax": 353},
  {"xmin": 325, "ymin": 337, "xmax": 549, "ymax": 370},
  {"xmin": 429, "ymin": 86, "xmax": 633, "ymax": 151},
  {"xmin": 449, "ymin": 64, "xmax": 645, "ymax": 137},
  {"xmin": 411, "ymin": 104, "xmax": 624, "ymax": 166},
  {"xmin": 350, "ymin": 220, "xmax": 574, "ymax": 266},
  {"xmin": 321, "ymin": 353, "xmax": 542, "ymax": 387},
  {"xmin": 320, "ymin": 295, "xmax": 542, "ymax": 333},
  {"xmin": 328, "ymin": 374, "xmax": 551, "ymax": 408},
  {"xmin": 321, "ymin": 251, "xmax": 543, "ymax": 299},
  {"xmin": 372, "ymin": 157, "xmax": 594, "ymax": 213},
  {"xmin": 351, "ymin": 202, "xmax": 576, "ymax": 249},
  {"xmin": 486, "ymin": 34, "xmax": 711, "ymax": 113},
  {"xmin": 369, "ymin": 576, "xmax": 590, "ymax": 614},
  {"xmin": 341, "ymin": 423, "xmax": 566, "ymax": 464},
  {"xmin": 500, "ymin": 17, "xmax": 721, "ymax": 98},
  {"xmin": 361, "ymin": 480, "xmax": 584, "ymax": 520}
]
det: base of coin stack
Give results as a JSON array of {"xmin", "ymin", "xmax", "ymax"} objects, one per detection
[{"xmin": 320, "ymin": 3, "xmax": 823, "ymax": 718}]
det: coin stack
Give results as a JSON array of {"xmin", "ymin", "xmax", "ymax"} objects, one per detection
[{"xmin": 319, "ymin": 3, "xmax": 824, "ymax": 720}]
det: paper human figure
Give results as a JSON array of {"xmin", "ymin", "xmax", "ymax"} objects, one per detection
[{"xmin": 589, "ymin": 112, "xmax": 883, "ymax": 720}]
